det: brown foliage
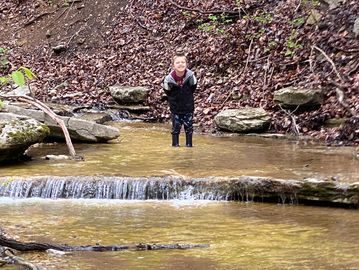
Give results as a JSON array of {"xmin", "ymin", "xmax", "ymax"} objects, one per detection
[{"xmin": 0, "ymin": 0, "xmax": 358, "ymax": 144}]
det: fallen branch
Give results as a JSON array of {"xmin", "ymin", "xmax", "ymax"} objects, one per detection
[
  {"xmin": 67, "ymin": 25, "xmax": 85, "ymax": 46},
  {"xmin": 312, "ymin": 45, "xmax": 357, "ymax": 117},
  {"xmin": 48, "ymin": 7, "xmax": 69, "ymax": 27},
  {"xmin": 64, "ymin": 0, "xmax": 77, "ymax": 21},
  {"xmin": 278, "ymin": 104, "xmax": 301, "ymax": 136},
  {"xmin": 313, "ymin": 45, "xmax": 343, "ymax": 81},
  {"xmin": 22, "ymin": 10, "xmax": 56, "ymax": 28},
  {"xmin": 334, "ymin": 87, "xmax": 357, "ymax": 117},
  {"xmin": 1, "ymin": 94, "xmax": 80, "ymax": 159},
  {"xmin": 0, "ymin": 235, "xmax": 208, "ymax": 252}
]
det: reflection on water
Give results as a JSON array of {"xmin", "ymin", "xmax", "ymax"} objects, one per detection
[
  {"xmin": 0, "ymin": 122, "xmax": 358, "ymax": 182},
  {"xmin": 0, "ymin": 199, "xmax": 358, "ymax": 270}
]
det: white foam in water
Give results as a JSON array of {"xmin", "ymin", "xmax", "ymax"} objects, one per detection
[
  {"xmin": 0, "ymin": 197, "xmax": 223, "ymax": 208},
  {"xmin": 169, "ymin": 199, "xmax": 224, "ymax": 208}
]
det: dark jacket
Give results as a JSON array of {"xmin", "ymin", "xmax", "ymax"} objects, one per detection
[{"xmin": 163, "ymin": 69, "xmax": 197, "ymax": 114}]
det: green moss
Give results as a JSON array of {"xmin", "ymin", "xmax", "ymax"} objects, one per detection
[{"xmin": 8, "ymin": 122, "xmax": 50, "ymax": 144}]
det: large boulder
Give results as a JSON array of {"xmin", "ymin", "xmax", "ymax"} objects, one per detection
[
  {"xmin": 214, "ymin": 108, "xmax": 271, "ymax": 133},
  {"xmin": 4, "ymin": 105, "xmax": 119, "ymax": 142},
  {"xmin": 0, "ymin": 113, "xmax": 50, "ymax": 163},
  {"xmin": 273, "ymin": 87, "xmax": 323, "ymax": 109},
  {"xmin": 109, "ymin": 86, "xmax": 149, "ymax": 105}
]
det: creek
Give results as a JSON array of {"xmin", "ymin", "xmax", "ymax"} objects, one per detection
[
  {"xmin": 1, "ymin": 199, "xmax": 359, "ymax": 270},
  {"xmin": 0, "ymin": 122, "xmax": 358, "ymax": 182},
  {"xmin": 0, "ymin": 122, "xmax": 358, "ymax": 269}
]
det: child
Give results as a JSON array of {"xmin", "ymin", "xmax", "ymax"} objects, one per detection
[{"xmin": 163, "ymin": 53, "xmax": 197, "ymax": 147}]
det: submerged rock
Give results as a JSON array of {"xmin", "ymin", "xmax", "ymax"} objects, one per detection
[
  {"xmin": 214, "ymin": 108, "xmax": 271, "ymax": 133},
  {"xmin": 0, "ymin": 114, "xmax": 50, "ymax": 163}
]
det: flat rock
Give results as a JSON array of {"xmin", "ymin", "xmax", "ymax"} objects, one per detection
[
  {"xmin": 4, "ymin": 104, "xmax": 119, "ymax": 142},
  {"xmin": 109, "ymin": 85, "xmax": 149, "ymax": 105},
  {"xmin": 273, "ymin": 87, "xmax": 323, "ymax": 109},
  {"xmin": 214, "ymin": 108, "xmax": 271, "ymax": 133}
]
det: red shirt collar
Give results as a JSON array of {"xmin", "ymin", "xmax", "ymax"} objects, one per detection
[{"xmin": 171, "ymin": 70, "xmax": 187, "ymax": 86}]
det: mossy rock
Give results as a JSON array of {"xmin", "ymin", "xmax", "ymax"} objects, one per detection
[{"xmin": 0, "ymin": 118, "xmax": 50, "ymax": 163}]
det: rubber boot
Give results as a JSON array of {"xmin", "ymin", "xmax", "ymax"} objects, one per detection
[
  {"xmin": 185, "ymin": 133, "xmax": 193, "ymax": 147},
  {"xmin": 172, "ymin": 134, "xmax": 180, "ymax": 147}
]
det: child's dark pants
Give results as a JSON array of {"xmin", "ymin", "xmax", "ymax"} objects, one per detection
[{"xmin": 171, "ymin": 113, "xmax": 193, "ymax": 147}]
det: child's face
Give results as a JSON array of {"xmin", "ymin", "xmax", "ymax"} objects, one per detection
[{"xmin": 173, "ymin": 56, "xmax": 187, "ymax": 74}]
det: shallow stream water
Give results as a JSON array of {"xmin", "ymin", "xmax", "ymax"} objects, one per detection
[
  {"xmin": 1, "ymin": 199, "xmax": 359, "ymax": 270},
  {"xmin": 0, "ymin": 122, "xmax": 358, "ymax": 182},
  {"xmin": 1, "ymin": 122, "xmax": 358, "ymax": 269}
]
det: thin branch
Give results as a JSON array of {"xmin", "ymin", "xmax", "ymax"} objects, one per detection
[
  {"xmin": 243, "ymin": 38, "xmax": 254, "ymax": 75},
  {"xmin": 22, "ymin": 10, "xmax": 56, "ymax": 27},
  {"xmin": 334, "ymin": 88, "xmax": 357, "ymax": 117},
  {"xmin": 67, "ymin": 25, "xmax": 85, "ymax": 46},
  {"xmin": 1, "ymin": 94, "xmax": 80, "ymax": 159},
  {"xmin": 309, "ymin": 46, "xmax": 315, "ymax": 72},
  {"xmin": 64, "ymin": 0, "xmax": 76, "ymax": 21},
  {"xmin": 263, "ymin": 56, "xmax": 271, "ymax": 87},
  {"xmin": 278, "ymin": 104, "xmax": 300, "ymax": 136},
  {"xmin": 220, "ymin": 38, "xmax": 253, "ymax": 109},
  {"xmin": 267, "ymin": 66, "xmax": 274, "ymax": 86},
  {"xmin": 48, "ymin": 6, "xmax": 69, "ymax": 28},
  {"xmin": 295, "ymin": 0, "xmax": 302, "ymax": 13},
  {"xmin": 313, "ymin": 45, "xmax": 357, "ymax": 117},
  {"xmin": 313, "ymin": 45, "xmax": 343, "ymax": 81}
]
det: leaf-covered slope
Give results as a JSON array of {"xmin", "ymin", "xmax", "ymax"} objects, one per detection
[{"xmin": 1, "ymin": 0, "xmax": 358, "ymax": 143}]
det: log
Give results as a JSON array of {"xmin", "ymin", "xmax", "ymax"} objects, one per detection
[{"xmin": 0, "ymin": 235, "xmax": 208, "ymax": 252}]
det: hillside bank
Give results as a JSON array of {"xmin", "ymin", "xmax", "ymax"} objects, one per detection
[{"xmin": 0, "ymin": 0, "xmax": 358, "ymax": 144}]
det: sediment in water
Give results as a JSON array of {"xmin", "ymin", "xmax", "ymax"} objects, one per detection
[{"xmin": 0, "ymin": 176, "xmax": 358, "ymax": 208}]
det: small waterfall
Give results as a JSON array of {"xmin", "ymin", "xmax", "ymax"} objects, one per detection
[
  {"xmin": 0, "ymin": 176, "xmax": 234, "ymax": 200},
  {"xmin": 0, "ymin": 176, "xmax": 357, "ymax": 207}
]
